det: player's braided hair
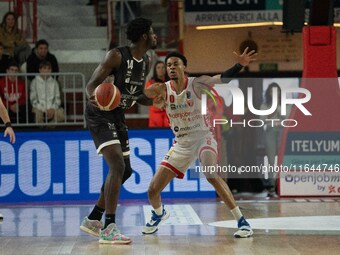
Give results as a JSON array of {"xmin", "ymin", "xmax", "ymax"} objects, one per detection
[{"xmin": 126, "ymin": 17, "xmax": 152, "ymax": 43}]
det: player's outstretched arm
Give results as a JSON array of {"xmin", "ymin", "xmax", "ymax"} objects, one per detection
[
  {"xmin": 144, "ymin": 82, "xmax": 166, "ymax": 98},
  {"xmin": 137, "ymin": 93, "xmax": 153, "ymax": 106},
  {"xmin": 233, "ymin": 46, "xmax": 257, "ymax": 67},
  {"xmin": 144, "ymin": 83, "xmax": 167, "ymax": 110},
  {"xmin": 195, "ymin": 47, "xmax": 257, "ymax": 86}
]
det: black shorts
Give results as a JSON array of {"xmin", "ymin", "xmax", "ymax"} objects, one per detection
[{"xmin": 85, "ymin": 103, "xmax": 129, "ymax": 156}]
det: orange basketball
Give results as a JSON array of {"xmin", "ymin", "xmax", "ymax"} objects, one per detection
[{"xmin": 94, "ymin": 83, "xmax": 121, "ymax": 111}]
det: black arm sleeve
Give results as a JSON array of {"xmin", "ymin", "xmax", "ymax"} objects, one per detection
[
  {"xmin": 221, "ymin": 63, "xmax": 243, "ymax": 83},
  {"xmin": 137, "ymin": 93, "xmax": 153, "ymax": 106}
]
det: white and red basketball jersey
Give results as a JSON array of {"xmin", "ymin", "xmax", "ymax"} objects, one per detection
[{"xmin": 165, "ymin": 77, "xmax": 213, "ymax": 142}]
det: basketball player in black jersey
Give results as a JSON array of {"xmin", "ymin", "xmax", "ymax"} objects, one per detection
[{"xmin": 79, "ymin": 17, "xmax": 157, "ymax": 244}]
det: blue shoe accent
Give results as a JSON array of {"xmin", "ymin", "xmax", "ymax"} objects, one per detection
[
  {"xmin": 234, "ymin": 216, "xmax": 253, "ymax": 238},
  {"xmin": 142, "ymin": 205, "xmax": 170, "ymax": 234}
]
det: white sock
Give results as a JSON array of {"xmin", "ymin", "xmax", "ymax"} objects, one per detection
[
  {"xmin": 154, "ymin": 205, "xmax": 163, "ymax": 216},
  {"xmin": 230, "ymin": 206, "xmax": 243, "ymax": 221}
]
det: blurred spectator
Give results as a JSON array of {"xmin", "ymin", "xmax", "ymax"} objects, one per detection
[
  {"xmin": 145, "ymin": 61, "xmax": 169, "ymax": 127},
  {"xmin": 0, "ymin": 12, "xmax": 31, "ymax": 66},
  {"xmin": 0, "ymin": 42, "xmax": 12, "ymax": 73},
  {"xmin": 30, "ymin": 61, "xmax": 64, "ymax": 124},
  {"xmin": 26, "ymin": 39, "xmax": 59, "ymax": 81},
  {"xmin": 0, "ymin": 61, "xmax": 27, "ymax": 123},
  {"xmin": 225, "ymin": 100, "xmax": 261, "ymax": 194},
  {"xmin": 260, "ymin": 82, "xmax": 286, "ymax": 197}
]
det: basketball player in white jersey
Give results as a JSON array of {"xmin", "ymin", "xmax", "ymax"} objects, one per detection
[{"xmin": 142, "ymin": 48, "xmax": 256, "ymax": 238}]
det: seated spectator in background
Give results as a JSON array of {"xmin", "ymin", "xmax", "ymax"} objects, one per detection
[
  {"xmin": 145, "ymin": 60, "xmax": 169, "ymax": 127},
  {"xmin": 0, "ymin": 12, "xmax": 31, "ymax": 66},
  {"xmin": 0, "ymin": 61, "xmax": 27, "ymax": 123},
  {"xmin": 0, "ymin": 42, "xmax": 13, "ymax": 73},
  {"xmin": 27, "ymin": 39, "xmax": 59, "ymax": 81},
  {"xmin": 30, "ymin": 61, "xmax": 64, "ymax": 124}
]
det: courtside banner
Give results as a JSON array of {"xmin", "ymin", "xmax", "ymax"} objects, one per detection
[
  {"xmin": 0, "ymin": 130, "xmax": 215, "ymax": 204},
  {"xmin": 283, "ymin": 132, "xmax": 340, "ymax": 166},
  {"xmin": 184, "ymin": 0, "xmax": 340, "ymax": 25},
  {"xmin": 279, "ymin": 131, "xmax": 340, "ymax": 196}
]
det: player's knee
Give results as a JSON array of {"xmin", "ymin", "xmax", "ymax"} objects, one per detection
[
  {"xmin": 102, "ymin": 147, "xmax": 125, "ymax": 175},
  {"xmin": 200, "ymin": 151, "xmax": 217, "ymax": 167},
  {"xmin": 107, "ymin": 159, "xmax": 125, "ymax": 181},
  {"xmin": 147, "ymin": 183, "xmax": 159, "ymax": 199}
]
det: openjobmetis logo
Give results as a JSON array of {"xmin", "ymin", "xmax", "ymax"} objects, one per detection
[{"xmin": 200, "ymin": 82, "xmax": 312, "ymax": 128}]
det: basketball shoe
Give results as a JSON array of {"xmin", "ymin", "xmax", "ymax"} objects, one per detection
[
  {"xmin": 99, "ymin": 223, "xmax": 131, "ymax": 244},
  {"xmin": 80, "ymin": 217, "xmax": 103, "ymax": 237},
  {"xmin": 234, "ymin": 216, "xmax": 253, "ymax": 238},
  {"xmin": 142, "ymin": 205, "xmax": 170, "ymax": 234}
]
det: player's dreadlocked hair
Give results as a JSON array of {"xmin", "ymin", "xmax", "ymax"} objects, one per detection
[
  {"xmin": 165, "ymin": 52, "xmax": 188, "ymax": 66},
  {"xmin": 126, "ymin": 17, "xmax": 152, "ymax": 43}
]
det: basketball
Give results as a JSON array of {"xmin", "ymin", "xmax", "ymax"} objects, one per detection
[{"xmin": 94, "ymin": 83, "xmax": 121, "ymax": 111}]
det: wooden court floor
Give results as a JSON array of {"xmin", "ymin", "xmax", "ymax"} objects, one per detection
[{"xmin": 1, "ymin": 196, "xmax": 340, "ymax": 255}]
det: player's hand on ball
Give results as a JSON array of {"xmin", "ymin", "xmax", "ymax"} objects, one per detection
[
  {"xmin": 94, "ymin": 83, "xmax": 121, "ymax": 111},
  {"xmin": 89, "ymin": 93, "xmax": 100, "ymax": 109}
]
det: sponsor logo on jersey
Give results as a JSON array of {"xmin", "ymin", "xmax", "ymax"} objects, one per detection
[
  {"xmin": 126, "ymin": 85, "xmax": 138, "ymax": 95},
  {"xmin": 168, "ymin": 109, "xmax": 201, "ymax": 119},
  {"xmin": 179, "ymin": 123, "xmax": 200, "ymax": 131},
  {"xmin": 170, "ymin": 103, "xmax": 189, "ymax": 110},
  {"xmin": 173, "ymin": 124, "xmax": 200, "ymax": 133},
  {"xmin": 176, "ymin": 133, "xmax": 188, "ymax": 138}
]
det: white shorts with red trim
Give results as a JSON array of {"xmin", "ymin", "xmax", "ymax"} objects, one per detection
[{"xmin": 160, "ymin": 133, "xmax": 217, "ymax": 179}]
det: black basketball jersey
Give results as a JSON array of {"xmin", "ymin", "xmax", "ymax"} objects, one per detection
[
  {"xmin": 85, "ymin": 46, "xmax": 149, "ymax": 126},
  {"xmin": 112, "ymin": 46, "xmax": 149, "ymax": 110}
]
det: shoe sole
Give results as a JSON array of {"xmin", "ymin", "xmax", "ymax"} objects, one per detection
[
  {"xmin": 234, "ymin": 230, "xmax": 254, "ymax": 238},
  {"xmin": 99, "ymin": 239, "xmax": 132, "ymax": 244},
  {"xmin": 142, "ymin": 211, "xmax": 170, "ymax": 235},
  {"xmin": 79, "ymin": 226, "xmax": 100, "ymax": 237}
]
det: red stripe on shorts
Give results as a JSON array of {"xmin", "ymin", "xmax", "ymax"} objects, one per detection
[{"xmin": 160, "ymin": 162, "xmax": 184, "ymax": 179}]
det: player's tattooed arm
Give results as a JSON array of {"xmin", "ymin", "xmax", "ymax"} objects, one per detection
[
  {"xmin": 144, "ymin": 82, "xmax": 166, "ymax": 98},
  {"xmin": 144, "ymin": 83, "xmax": 167, "ymax": 110}
]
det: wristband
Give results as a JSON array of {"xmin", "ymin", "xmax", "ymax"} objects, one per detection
[
  {"xmin": 5, "ymin": 122, "xmax": 12, "ymax": 128},
  {"xmin": 221, "ymin": 63, "xmax": 243, "ymax": 79}
]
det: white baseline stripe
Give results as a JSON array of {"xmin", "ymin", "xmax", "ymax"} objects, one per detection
[{"xmin": 209, "ymin": 215, "xmax": 340, "ymax": 231}]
